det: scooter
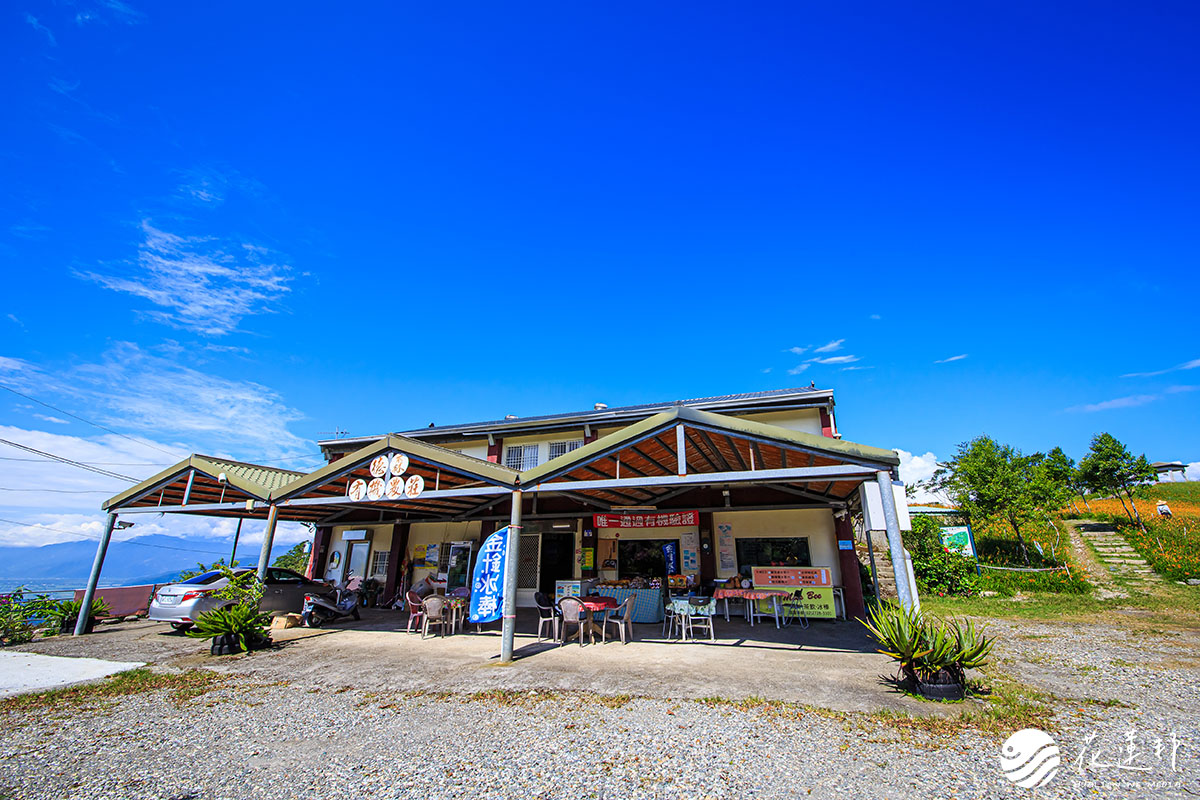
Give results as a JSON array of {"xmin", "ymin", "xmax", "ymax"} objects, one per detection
[{"xmin": 302, "ymin": 577, "xmax": 361, "ymax": 627}]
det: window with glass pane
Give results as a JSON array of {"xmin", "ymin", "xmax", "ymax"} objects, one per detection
[
  {"xmin": 734, "ymin": 537, "xmax": 811, "ymax": 578},
  {"xmin": 370, "ymin": 551, "xmax": 389, "ymax": 577},
  {"xmin": 548, "ymin": 440, "xmax": 584, "ymax": 460},
  {"xmin": 505, "ymin": 444, "xmax": 540, "ymax": 470}
]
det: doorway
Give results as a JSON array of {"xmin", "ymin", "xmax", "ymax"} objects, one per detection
[
  {"xmin": 346, "ymin": 541, "xmax": 370, "ymax": 583},
  {"xmin": 538, "ymin": 533, "xmax": 576, "ymax": 594}
]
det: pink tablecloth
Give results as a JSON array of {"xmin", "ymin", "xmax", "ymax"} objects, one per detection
[{"xmin": 713, "ymin": 588, "xmax": 791, "ymax": 601}]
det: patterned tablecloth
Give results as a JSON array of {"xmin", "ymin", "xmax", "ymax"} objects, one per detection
[
  {"xmin": 595, "ymin": 587, "xmax": 664, "ymax": 624},
  {"xmin": 667, "ymin": 596, "xmax": 717, "ymax": 617},
  {"xmin": 713, "ymin": 588, "xmax": 791, "ymax": 601}
]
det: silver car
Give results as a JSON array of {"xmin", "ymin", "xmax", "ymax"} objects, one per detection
[{"xmin": 150, "ymin": 567, "xmax": 333, "ymax": 631}]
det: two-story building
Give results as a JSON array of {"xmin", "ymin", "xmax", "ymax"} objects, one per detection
[{"xmin": 100, "ymin": 386, "xmax": 909, "ymax": 632}]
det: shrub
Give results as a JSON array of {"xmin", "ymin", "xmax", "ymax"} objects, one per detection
[
  {"xmin": 49, "ymin": 597, "xmax": 112, "ymax": 634},
  {"xmin": 0, "ymin": 588, "xmax": 55, "ymax": 645},
  {"xmin": 904, "ymin": 516, "xmax": 979, "ymax": 597}
]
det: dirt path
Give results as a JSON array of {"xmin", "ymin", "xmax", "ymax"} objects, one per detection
[{"xmin": 1068, "ymin": 519, "xmax": 1162, "ymax": 596}]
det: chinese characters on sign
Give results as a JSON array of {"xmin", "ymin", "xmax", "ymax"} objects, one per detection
[
  {"xmin": 468, "ymin": 527, "xmax": 509, "ymax": 624},
  {"xmin": 593, "ymin": 511, "xmax": 699, "ymax": 529},
  {"xmin": 751, "ymin": 567, "xmax": 836, "ymax": 619}
]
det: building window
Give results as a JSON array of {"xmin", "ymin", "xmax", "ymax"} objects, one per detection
[
  {"xmin": 505, "ymin": 443, "xmax": 540, "ymax": 471},
  {"xmin": 370, "ymin": 550, "xmax": 389, "ymax": 578},
  {"xmin": 735, "ymin": 537, "xmax": 811, "ymax": 578},
  {"xmin": 548, "ymin": 439, "xmax": 584, "ymax": 460}
]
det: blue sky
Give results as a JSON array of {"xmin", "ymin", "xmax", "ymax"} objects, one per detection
[{"xmin": 1, "ymin": 2, "xmax": 1198, "ymax": 553}]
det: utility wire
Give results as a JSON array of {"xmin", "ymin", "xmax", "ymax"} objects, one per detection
[
  {"xmin": 0, "ymin": 456, "xmax": 172, "ymax": 466},
  {"xmin": 0, "ymin": 383, "xmax": 185, "ymax": 460},
  {"xmin": 0, "ymin": 487, "xmax": 111, "ymax": 494},
  {"xmin": 0, "ymin": 439, "xmax": 137, "ymax": 482},
  {"xmin": 0, "ymin": 517, "xmax": 231, "ymax": 557}
]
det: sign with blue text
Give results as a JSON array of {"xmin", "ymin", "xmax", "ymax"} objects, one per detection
[
  {"xmin": 468, "ymin": 527, "xmax": 509, "ymax": 624},
  {"xmin": 662, "ymin": 541, "xmax": 679, "ymax": 575}
]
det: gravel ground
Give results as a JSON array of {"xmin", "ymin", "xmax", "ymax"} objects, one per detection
[{"xmin": 2, "ymin": 618, "xmax": 1198, "ymax": 799}]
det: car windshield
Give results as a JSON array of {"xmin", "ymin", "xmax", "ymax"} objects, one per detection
[{"xmin": 179, "ymin": 570, "xmax": 225, "ymax": 585}]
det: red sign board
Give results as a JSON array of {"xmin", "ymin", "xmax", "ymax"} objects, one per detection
[
  {"xmin": 752, "ymin": 567, "xmax": 832, "ymax": 588},
  {"xmin": 593, "ymin": 511, "xmax": 699, "ymax": 529}
]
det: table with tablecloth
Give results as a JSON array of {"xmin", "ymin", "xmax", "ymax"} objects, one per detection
[
  {"xmin": 712, "ymin": 587, "xmax": 791, "ymax": 625},
  {"xmin": 594, "ymin": 586, "xmax": 664, "ymax": 624}
]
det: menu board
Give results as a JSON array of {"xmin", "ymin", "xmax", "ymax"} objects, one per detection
[{"xmin": 752, "ymin": 566, "xmax": 836, "ymax": 619}]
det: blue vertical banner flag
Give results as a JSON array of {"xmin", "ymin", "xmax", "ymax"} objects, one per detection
[
  {"xmin": 468, "ymin": 526, "xmax": 509, "ymax": 624},
  {"xmin": 662, "ymin": 541, "xmax": 679, "ymax": 575}
]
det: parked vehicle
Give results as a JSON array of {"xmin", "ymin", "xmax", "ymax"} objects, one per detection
[
  {"xmin": 150, "ymin": 568, "xmax": 331, "ymax": 631},
  {"xmin": 301, "ymin": 578, "xmax": 361, "ymax": 627}
]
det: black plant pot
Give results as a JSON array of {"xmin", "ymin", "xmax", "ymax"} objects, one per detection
[
  {"xmin": 60, "ymin": 616, "xmax": 94, "ymax": 635},
  {"xmin": 210, "ymin": 633, "xmax": 241, "ymax": 656},
  {"xmin": 917, "ymin": 678, "xmax": 965, "ymax": 701}
]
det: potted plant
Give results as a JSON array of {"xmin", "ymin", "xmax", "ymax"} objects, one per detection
[
  {"xmin": 51, "ymin": 597, "xmax": 112, "ymax": 635},
  {"xmin": 185, "ymin": 566, "xmax": 272, "ymax": 655},
  {"xmin": 357, "ymin": 578, "xmax": 381, "ymax": 608},
  {"xmin": 861, "ymin": 602, "xmax": 993, "ymax": 701}
]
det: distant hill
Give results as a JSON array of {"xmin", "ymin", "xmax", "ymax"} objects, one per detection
[
  {"xmin": 1138, "ymin": 480, "xmax": 1200, "ymax": 504},
  {"xmin": 0, "ymin": 534, "xmax": 302, "ymax": 590}
]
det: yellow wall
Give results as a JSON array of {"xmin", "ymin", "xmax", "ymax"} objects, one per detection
[
  {"xmin": 406, "ymin": 521, "xmax": 483, "ymax": 583},
  {"xmin": 712, "ymin": 509, "xmax": 840, "ymax": 585},
  {"xmin": 327, "ymin": 524, "xmax": 394, "ymax": 582}
]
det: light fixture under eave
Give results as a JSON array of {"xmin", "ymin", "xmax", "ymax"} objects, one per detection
[
  {"xmin": 551, "ymin": 523, "xmax": 573, "ymax": 530},
  {"xmin": 610, "ymin": 505, "xmax": 656, "ymax": 512},
  {"xmin": 114, "ymin": 521, "xmax": 135, "ymax": 530}
]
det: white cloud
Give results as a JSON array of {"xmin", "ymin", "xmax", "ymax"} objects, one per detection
[
  {"xmin": 24, "ymin": 13, "xmax": 56, "ymax": 45},
  {"xmin": 78, "ymin": 220, "xmax": 293, "ymax": 337},
  {"xmin": 841, "ymin": 366, "xmax": 873, "ymax": 371},
  {"xmin": 935, "ymin": 354, "xmax": 968, "ymax": 363},
  {"xmin": 1187, "ymin": 462, "xmax": 1200, "ymax": 481},
  {"xmin": 787, "ymin": 364, "xmax": 810, "ymax": 375},
  {"xmin": 1165, "ymin": 385, "xmax": 1199, "ymax": 394},
  {"xmin": 32, "ymin": 414, "xmax": 70, "ymax": 425},
  {"xmin": 869, "ymin": 314, "xmax": 882, "ymax": 320},
  {"xmin": 785, "ymin": 346, "xmax": 808, "ymax": 355},
  {"xmin": 895, "ymin": 449, "xmax": 944, "ymax": 503},
  {"xmin": 808, "ymin": 355, "xmax": 860, "ymax": 365},
  {"xmin": 814, "ymin": 339, "xmax": 844, "ymax": 353},
  {"xmin": 1121, "ymin": 358, "xmax": 1200, "ymax": 379},
  {"xmin": 70, "ymin": 342, "xmax": 309, "ymax": 461},
  {"xmin": 1067, "ymin": 394, "xmax": 1160, "ymax": 413},
  {"xmin": 761, "ymin": 368, "xmax": 772, "ymax": 374}
]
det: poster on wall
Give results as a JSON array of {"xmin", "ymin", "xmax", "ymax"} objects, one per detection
[
  {"xmin": 412, "ymin": 544, "xmax": 428, "ymax": 567},
  {"xmin": 468, "ymin": 527, "xmax": 509, "ymax": 624},
  {"xmin": 717, "ymin": 524, "xmax": 736, "ymax": 572},
  {"xmin": 680, "ymin": 529, "xmax": 700, "ymax": 573},
  {"xmin": 661, "ymin": 541, "xmax": 679, "ymax": 575}
]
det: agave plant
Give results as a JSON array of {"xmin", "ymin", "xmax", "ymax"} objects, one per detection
[
  {"xmin": 862, "ymin": 601, "xmax": 995, "ymax": 692},
  {"xmin": 186, "ymin": 604, "xmax": 271, "ymax": 654},
  {"xmin": 51, "ymin": 597, "xmax": 112, "ymax": 634}
]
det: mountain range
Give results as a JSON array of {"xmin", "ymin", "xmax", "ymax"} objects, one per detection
[{"xmin": 0, "ymin": 535, "xmax": 301, "ymax": 590}]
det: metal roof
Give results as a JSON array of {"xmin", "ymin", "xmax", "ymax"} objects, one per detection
[
  {"xmin": 319, "ymin": 386, "xmax": 834, "ymax": 449},
  {"xmin": 519, "ymin": 405, "xmax": 897, "ymax": 486},
  {"xmin": 103, "ymin": 455, "xmax": 305, "ymax": 510}
]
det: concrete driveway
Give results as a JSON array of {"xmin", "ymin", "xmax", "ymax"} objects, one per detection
[{"xmin": 15, "ymin": 608, "xmax": 933, "ymax": 714}]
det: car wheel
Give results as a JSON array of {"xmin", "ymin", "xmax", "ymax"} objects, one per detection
[{"xmin": 170, "ymin": 622, "xmax": 193, "ymax": 632}]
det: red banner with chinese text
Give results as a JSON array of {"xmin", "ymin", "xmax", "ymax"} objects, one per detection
[{"xmin": 592, "ymin": 511, "xmax": 699, "ymax": 529}]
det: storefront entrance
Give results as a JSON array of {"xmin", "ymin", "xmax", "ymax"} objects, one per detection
[{"xmin": 515, "ymin": 526, "xmax": 579, "ymax": 605}]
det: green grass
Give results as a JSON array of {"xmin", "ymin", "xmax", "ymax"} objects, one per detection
[
  {"xmin": 919, "ymin": 583, "xmax": 1200, "ymax": 628},
  {"xmin": 1134, "ymin": 480, "xmax": 1200, "ymax": 504},
  {"xmin": 0, "ymin": 668, "xmax": 227, "ymax": 713}
]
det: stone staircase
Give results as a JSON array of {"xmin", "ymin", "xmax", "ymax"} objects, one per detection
[
  {"xmin": 861, "ymin": 533, "xmax": 898, "ymax": 600},
  {"xmin": 1075, "ymin": 522, "xmax": 1163, "ymax": 590}
]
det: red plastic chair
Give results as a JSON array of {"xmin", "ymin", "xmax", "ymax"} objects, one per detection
[{"xmin": 405, "ymin": 590, "xmax": 425, "ymax": 633}]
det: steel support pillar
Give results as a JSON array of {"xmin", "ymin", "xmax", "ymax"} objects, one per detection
[
  {"xmin": 75, "ymin": 512, "xmax": 116, "ymax": 636},
  {"xmin": 876, "ymin": 471, "xmax": 915, "ymax": 611},
  {"xmin": 256, "ymin": 504, "xmax": 280, "ymax": 581},
  {"xmin": 499, "ymin": 490, "xmax": 523, "ymax": 663}
]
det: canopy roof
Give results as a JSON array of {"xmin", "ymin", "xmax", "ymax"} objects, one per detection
[{"xmin": 104, "ymin": 409, "xmax": 899, "ymax": 524}]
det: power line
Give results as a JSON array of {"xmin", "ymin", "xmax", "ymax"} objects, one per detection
[
  {"xmin": 0, "ymin": 487, "xmax": 110, "ymax": 494},
  {"xmin": 0, "ymin": 439, "xmax": 137, "ymax": 482},
  {"xmin": 0, "ymin": 383, "xmax": 185, "ymax": 460},
  {"xmin": 0, "ymin": 456, "xmax": 172, "ymax": 466},
  {"xmin": 0, "ymin": 516, "xmax": 232, "ymax": 557}
]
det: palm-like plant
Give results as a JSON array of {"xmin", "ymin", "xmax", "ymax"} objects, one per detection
[
  {"xmin": 187, "ymin": 604, "xmax": 271, "ymax": 653},
  {"xmin": 862, "ymin": 602, "xmax": 995, "ymax": 692}
]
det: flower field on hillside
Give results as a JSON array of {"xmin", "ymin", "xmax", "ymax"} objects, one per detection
[{"xmin": 1069, "ymin": 496, "xmax": 1200, "ymax": 582}]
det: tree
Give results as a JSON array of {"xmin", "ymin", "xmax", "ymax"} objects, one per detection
[
  {"xmin": 272, "ymin": 542, "xmax": 310, "ymax": 574},
  {"xmin": 929, "ymin": 435, "xmax": 1039, "ymax": 564},
  {"xmin": 1077, "ymin": 433, "xmax": 1157, "ymax": 531},
  {"xmin": 1040, "ymin": 447, "xmax": 1081, "ymax": 512}
]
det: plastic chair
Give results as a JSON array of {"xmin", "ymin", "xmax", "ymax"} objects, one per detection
[
  {"xmin": 602, "ymin": 595, "xmax": 635, "ymax": 644},
  {"xmin": 556, "ymin": 597, "xmax": 587, "ymax": 646},
  {"xmin": 421, "ymin": 596, "xmax": 450, "ymax": 638},
  {"xmin": 780, "ymin": 589, "xmax": 810, "ymax": 630},
  {"xmin": 405, "ymin": 590, "xmax": 425, "ymax": 633},
  {"xmin": 533, "ymin": 592, "xmax": 560, "ymax": 643},
  {"xmin": 662, "ymin": 595, "xmax": 683, "ymax": 640},
  {"xmin": 684, "ymin": 596, "xmax": 716, "ymax": 641}
]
